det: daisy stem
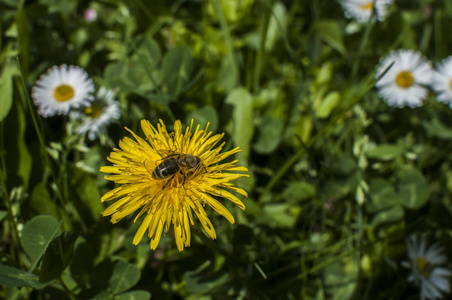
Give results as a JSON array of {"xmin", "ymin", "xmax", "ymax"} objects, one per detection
[
  {"xmin": 350, "ymin": 19, "xmax": 373, "ymax": 83},
  {"xmin": 15, "ymin": 57, "xmax": 51, "ymax": 180},
  {"xmin": 0, "ymin": 121, "xmax": 24, "ymax": 265}
]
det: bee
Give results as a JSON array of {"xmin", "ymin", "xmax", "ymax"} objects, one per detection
[{"xmin": 152, "ymin": 153, "xmax": 202, "ymax": 183}]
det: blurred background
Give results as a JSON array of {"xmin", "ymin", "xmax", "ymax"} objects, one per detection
[{"xmin": 1, "ymin": 0, "xmax": 452, "ymax": 299}]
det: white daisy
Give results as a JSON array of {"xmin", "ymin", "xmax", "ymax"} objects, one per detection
[
  {"xmin": 375, "ymin": 49, "xmax": 434, "ymax": 108},
  {"xmin": 32, "ymin": 65, "xmax": 94, "ymax": 117},
  {"xmin": 71, "ymin": 87, "xmax": 121, "ymax": 141},
  {"xmin": 431, "ymin": 56, "xmax": 452, "ymax": 107},
  {"xmin": 402, "ymin": 235, "xmax": 452, "ymax": 300},
  {"xmin": 341, "ymin": 0, "xmax": 394, "ymax": 23}
]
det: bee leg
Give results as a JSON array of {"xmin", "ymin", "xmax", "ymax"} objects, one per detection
[
  {"xmin": 162, "ymin": 174, "xmax": 176, "ymax": 190},
  {"xmin": 181, "ymin": 170, "xmax": 187, "ymax": 186}
]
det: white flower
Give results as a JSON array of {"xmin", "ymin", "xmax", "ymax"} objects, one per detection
[
  {"xmin": 375, "ymin": 49, "xmax": 434, "ymax": 108},
  {"xmin": 32, "ymin": 65, "xmax": 94, "ymax": 117},
  {"xmin": 402, "ymin": 235, "xmax": 452, "ymax": 300},
  {"xmin": 341, "ymin": 0, "xmax": 394, "ymax": 23},
  {"xmin": 431, "ymin": 56, "xmax": 452, "ymax": 107},
  {"xmin": 71, "ymin": 87, "xmax": 121, "ymax": 141}
]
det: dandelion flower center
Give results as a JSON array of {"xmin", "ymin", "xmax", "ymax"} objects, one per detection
[
  {"xmin": 395, "ymin": 71, "xmax": 414, "ymax": 88},
  {"xmin": 84, "ymin": 103, "xmax": 102, "ymax": 119},
  {"xmin": 54, "ymin": 84, "xmax": 75, "ymax": 102},
  {"xmin": 416, "ymin": 257, "xmax": 430, "ymax": 278},
  {"xmin": 359, "ymin": 2, "xmax": 373, "ymax": 10}
]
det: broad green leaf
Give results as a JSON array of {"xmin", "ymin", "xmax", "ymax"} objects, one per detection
[
  {"xmin": 366, "ymin": 178, "xmax": 399, "ymax": 213},
  {"xmin": 215, "ymin": 53, "xmax": 238, "ymax": 92},
  {"xmin": 184, "ymin": 268, "xmax": 229, "ymax": 293},
  {"xmin": 315, "ymin": 91, "xmax": 340, "ymax": 119},
  {"xmin": 0, "ymin": 64, "xmax": 14, "ymax": 121},
  {"xmin": 263, "ymin": 203, "xmax": 297, "ymax": 228},
  {"xmin": 109, "ymin": 260, "xmax": 141, "ymax": 294},
  {"xmin": 68, "ymin": 165, "xmax": 103, "ymax": 224},
  {"xmin": 422, "ymin": 118, "xmax": 452, "ymax": 140},
  {"xmin": 0, "ymin": 210, "xmax": 7, "ymax": 222},
  {"xmin": 225, "ymin": 87, "xmax": 254, "ymax": 166},
  {"xmin": 132, "ymin": 35, "xmax": 161, "ymax": 69},
  {"xmin": 311, "ymin": 20, "xmax": 346, "ymax": 55},
  {"xmin": 265, "ymin": 2, "xmax": 288, "ymax": 51},
  {"xmin": 396, "ymin": 169, "xmax": 429, "ymax": 209},
  {"xmin": 367, "ymin": 144, "xmax": 404, "ymax": 160},
  {"xmin": 281, "ymin": 181, "xmax": 316, "ymax": 202},
  {"xmin": 186, "ymin": 106, "xmax": 219, "ymax": 133},
  {"xmin": 4, "ymin": 100, "xmax": 32, "ymax": 189},
  {"xmin": 40, "ymin": 0, "xmax": 76, "ymax": 14},
  {"xmin": 161, "ymin": 46, "xmax": 198, "ymax": 97},
  {"xmin": 115, "ymin": 291, "xmax": 151, "ymax": 300},
  {"xmin": 21, "ymin": 215, "xmax": 61, "ymax": 270},
  {"xmin": 370, "ymin": 205, "xmax": 404, "ymax": 227},
  {"xmin": 0, "ymin": 263, "xmax": 46, "ymax": 289},
  {"xmin": 39, "ymin": 232, "xmax": 78, "ymax": 282},
  {"xmin": 253, "ymin": 116, "xmax": 284, "ymax": 154},
  {"xmin": 29, "ymin": 182, "xmax": 60, "ymax": 219},
  {"xmin": 104, "ymin": 63, "xmax": 159, "ymax": 95},
  {"xmin": 323, "ymin": 259, "xmax": 357, "ymax": 300}
]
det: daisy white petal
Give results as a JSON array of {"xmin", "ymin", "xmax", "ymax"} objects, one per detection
[
  {"xmin": 431, "ymin": 56, "xmax": 452, "ymax": 107},
  {"xmin": 375, "ymin": 49, "xmax": 434, "ymax": 108},
  {"xmin": 71, "ymin": 87, "xmax": 121, "ymax": 141},
  {"xmin": 31, "ymin": 65, "xmax": 94, "ymax": 117},
  {"xmin": 403, "ymin": 234, "xmax": 452, "ymax": 300},
  {"xmin": 341, "ymin": 0, "xmax": 394, "ymax": 23}
]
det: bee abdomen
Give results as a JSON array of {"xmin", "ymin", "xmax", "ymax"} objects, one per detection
[{"xmin": 152, "ymin": 158, "xmax": 179, "ymax": 180}]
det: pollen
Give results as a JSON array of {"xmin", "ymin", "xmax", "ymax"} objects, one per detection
[
  {"xmin": 84, "ymin": 103, "xmax": 102, "ymax": 119},
  {"xmin": 396, "ymin": 71, "xmax": 414, "ymax": 88},
  {"xmin": 53, "ymin": 84, "xmax": 75, "ymax": 102},
  {"xmin": 416, "ymin": 257, "xmax": 430, "ymax": 278},
  {"xmin": 359, "ymin": 2, "xmax": 373, "ymax": 10}
]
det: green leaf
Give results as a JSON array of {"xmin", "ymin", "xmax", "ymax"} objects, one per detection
[
  {"xmin": 311, "ymin": 20, "xmax": 345, "ymax": 55},
  {"xmin": 186, "ymin": 106, "xmax": 219, "ymax": 133},
  {"xmin": 21, "ymin": 215, "xmax": 61, "ymax": 270},
  {"xmin": 263, "ymin": 203, "xmax": 297, "ymax": 228},
  {"xmin": 68, "ymin": 165, "xmax": 104, "ymax": 225},
  {"xmin": 265, "ymin": 2, "xmax": 288, "ymax": 51},
  {"xmin": 366, "ymin": 178, "xmax": 399, "ymax": 213},
  {"xmin": 184, "ymin": 267, "xmax": 229, "ymax": 293},
  {"xmin": 115, "ymin": 290, "xmax": 151, "ymax": 300},
  {"xmin": 0, "ymin": 64, "xmax": 14, "ymax": 121},
  {"xmin": 396, "ymin": 169, "xmax": 430, "ymax": 209},
  {"xmin": 0, "ymin": 210, "xmax": 7, "ymax": 222},
  {"xmin": 161, "ymin": 46, "xmax": 198, "ymax": 97},
  {"xmin": 29, "ymin": 182, "xmax": 60, "ymax": 219},
  {"xmin": 422, "ymin": 118, "xmax": 452, "ymax": 140},
  {"xmin": 104, "ymin": 63, "xmax": 159, "ymax": 95},
  {"xmin": 370, "ymin": 205, "xmax": 404, "ymax": 227},
  {"xmin": 315, "ymin": 91, "xmax": 340, "ymax": 119},
  {"xmin": 281, "ymin": 181, "xmax": 316, "ymax": 202},
  {"xmin": 215, "ymin": 53, "xmax": 239, "ymax": 92},
  {"xmin": 109, "ymin": 260, "xmax": 141, "ymax": 294},
  {"xmin": 0, "ymin": 263, "xmax": 46, "ymax": 289},
  {"xmin": 367, "ymin": 144, "xmax": 404, "ymax": 160},
  {"xmin": 253, "ymin": 116, "xmax": 284, "ymax": 154},
  {"xmin": 39, "ymin": 232, "xmax": 78, "ymax": 282},
  {"xmin": 225, "ymin": 87, "xmax": 254, "ymax": 165}
]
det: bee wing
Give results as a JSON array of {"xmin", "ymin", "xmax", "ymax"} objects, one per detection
[{"xmin": 155, "ymin": 149, "xmax": 178, "ymax": 160}]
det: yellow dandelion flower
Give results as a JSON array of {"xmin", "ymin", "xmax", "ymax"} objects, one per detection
[{"xmin": 100, "ymin": 119, "xmax": 248, "ymax": 251}]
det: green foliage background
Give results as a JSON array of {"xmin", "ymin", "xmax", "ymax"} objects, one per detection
[{"xmin": 2, "ymin": 0, "xmax": 452, "ymax": 299}]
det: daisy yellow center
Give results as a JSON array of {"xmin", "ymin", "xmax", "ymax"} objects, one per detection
[
  {"xmin": 416, "ymin": 257, "xmax": 430, "ymax": 278},
  {"xmin": 54, "ymin": 84, "xmax": 74, "ymax": 102},
  {"xmin": 84, "ymin": 103, "xmax": 102, "ymax": 119},
  {"xmin": 359, "ymin": 2, "xmax": 373, "ymax": 10},
  {"xmin": 396, "ymin": 71, "xmax": 414, "ymax": 88},
  {"xmin": 449, "ymin": 78, "xmax": 452, "ymax": 90}
]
